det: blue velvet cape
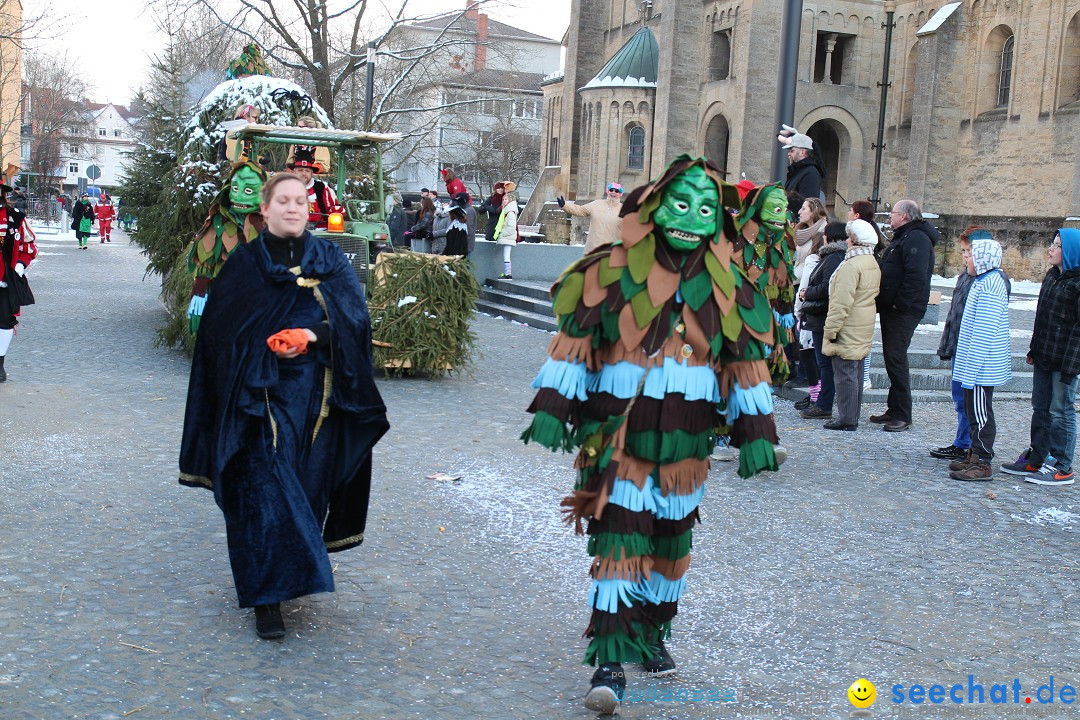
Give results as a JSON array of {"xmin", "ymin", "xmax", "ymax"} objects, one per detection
[{"xmin": 179, "ymin": 231, "xmax": 389, "ymax": 606}]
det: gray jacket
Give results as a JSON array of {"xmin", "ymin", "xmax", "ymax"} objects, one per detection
[{"xmin": 938, "ymin": 270, "xmax": 1010, "ymax": 360}]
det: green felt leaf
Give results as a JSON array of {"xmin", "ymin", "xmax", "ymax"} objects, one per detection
[
  {"xmin": 742, "ymin": 244, "xmax": 755, "ymax": 266},
  {"xmin": 598, "ymin": 256, "xmax": 621, "ymax": 287},
  {"xmin": 680, "ymin": 268, "xmax": 713, "ymax": 311},
  {"xmin": 600, "ymin": 305, "xmax": 621, "ymax": 343},
  {"xmin": 553, "ymin": 271, "xmax": 585, "ymax": 316},
  {"xmin": 630, "ymin": 290, "xmax": 664, "ymax": 329},
  {"xmin": 704, "ymin": 252, "xmax": 735, "ymax": 298},
  {"xmin": 638, "ymin": 192, "xmax": 662, "ymax": 224},
  {"xmin": 721, "ymin": 304, "xmax": 744, "ymax": 341},
  {"xmin": 739, "ymin": 292, "xmax": 773, "ymax": 333},
  {"xmin": 619, "ymin": 271, "xmax": 647, "ymax": 301},
  {"xmin": 626, "ymin": 233, "xmax": 656, "ymax": 285}
]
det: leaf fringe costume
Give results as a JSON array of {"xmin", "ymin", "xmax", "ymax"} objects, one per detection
[{"xmin": 522, "ymin": 156, "xmax": 793, "ymax": 667}]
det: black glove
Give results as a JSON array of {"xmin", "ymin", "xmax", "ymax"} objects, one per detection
[{"xmin": 557, "ymin": 196, "xmax": 565, "ymax": 208}]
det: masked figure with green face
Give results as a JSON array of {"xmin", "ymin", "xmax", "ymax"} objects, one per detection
[
  {"xmin": 187, "ymin": 161, "xmax": 268, "ymax": 333},
  {"xmin": 734, "ymin": 183, "xmax": 799, "ymax": 383},
  {"xmin": 522, "ymin": 156, "xmax": 789, "ymax": 714}
]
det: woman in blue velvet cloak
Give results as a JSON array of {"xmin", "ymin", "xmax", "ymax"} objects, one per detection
[{"xmin": 179, "ymin": 173, "xmax": 389, "ymax": 639}]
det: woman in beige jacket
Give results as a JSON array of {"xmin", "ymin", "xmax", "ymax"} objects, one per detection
[
  {"xmin": 822, "ymin": 219, "xmax": 881, "ymax": 430},
  {"xmin": 557, "ymin": 183, "xmax": 624, "ymax": 253}
]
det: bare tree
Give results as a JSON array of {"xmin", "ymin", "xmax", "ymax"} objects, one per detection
[
  {"xmin": 157, "ymin": 0, "xmax": 497, "ymax": 125},
  {"xmin": 440, "ymin": 105, "xmax": 541, "ymax": 193},
  {"xmin": 23, "ymin": 51, "xmax": 92, "ymax": 193}
]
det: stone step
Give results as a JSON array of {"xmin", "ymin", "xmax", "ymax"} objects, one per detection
[
  {"xmin": 474, "ymin": 298, "xmax": 558, "ymax": 332},
  {"xmin": 478, "ymin": 285, "xmax": 554, "ymax": 316},
  {"xmin": 868, "ymin": 347, "xmax": 1030, "ymax": 372},
  {"xmin": 774, "ymin": 385, "xmax": 1032, "ymax": 404},
  {"xmin": 485, "ymin": 277, "xmax": 553, "ymax": 303},
  {"xmin": 868, "ymin": 367, "xmax": 1033, "ymax": 393}
]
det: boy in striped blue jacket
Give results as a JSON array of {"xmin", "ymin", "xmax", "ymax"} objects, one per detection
[{"xmin": 948, "ymin": 234, "xmax": 1012, "ymax": 481}]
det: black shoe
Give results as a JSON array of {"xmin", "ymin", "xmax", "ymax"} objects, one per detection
[
  {"xmin": 930, "ymin": 444, "xmax": 967, "ymax": 460},
  {"xmin": 584, "ymin": 663, "xmax": 625, "ymax": 714},
  {"xmin": 794, "ymin": 396, "xmax": 812, "ymax": 410},
  {"xmin": 800, "ymin": 406, "xmax": 832, "ymax": 419},
  {"xmin": 883, "ymin": 420, "xmax": 912, "ymax": 432},
  {"xmin": 0, "ymin": 355, "xmax": 6, "ymax": 382},
  {"xmin": 824, "ymin": 420, "xmax": 857, "ymax": 431},
  {"xmin": 254, "ymin": 603, "xmax": 286, "ymax": 640},
  {"xmin": 869, "ymin": 412, "xmax": 893, "ymax": 424},
  {"xmin": 642, "ymin": 640, "xmax": 677, "ymax": 677}
]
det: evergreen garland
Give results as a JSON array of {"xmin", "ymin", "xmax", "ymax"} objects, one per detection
[{"xmin": 368, "ymin": 253, "xmax": 479, "ymax": 377}]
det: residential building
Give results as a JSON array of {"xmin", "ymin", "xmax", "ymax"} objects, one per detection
[
  {"xmin": 382, "ymin": 1, "xmax": 561, "ymax": 199},
  {"xmin": 0, "ymin": 0, "xmax": 22, "ymax": 179}
]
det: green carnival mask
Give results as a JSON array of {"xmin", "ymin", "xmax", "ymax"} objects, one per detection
[
  {"xmin": 229, "ymin": 165, "xmax": 263, "ymax": 214},
  {"xmin": 758, "ymin": 186, "xmax": 789, "ymax": 231},
  {"xmin": 652, "ymin": 166, "xmax": 719, "ymax": 252}
]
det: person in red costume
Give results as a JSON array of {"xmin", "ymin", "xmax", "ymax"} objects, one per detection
[
  {"xmin": 441, "ymin": 168, "xmax": 469, "ymax": 204},
  {"xmin": 95, "ymin": 193, "xmax": 116, "ymax": 242},
  {"xmin": 0, "ymin": 181, "xmax": 38, "ymax": 381},
  {"xmin": 287, "ymin": 148, "xmax": 342, "ymax": 230}
]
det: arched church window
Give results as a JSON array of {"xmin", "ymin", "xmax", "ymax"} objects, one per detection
[
  {"xmin": 627, "ymin": 126, "xmax": 645, "ymax": 170},
  {"xmin": 997, "ymin": 35, "xmax": 1014, "ymax": 107},
  {"xmin": 710, "ymin": 30, "xmax": 731, "ymax": 81}
]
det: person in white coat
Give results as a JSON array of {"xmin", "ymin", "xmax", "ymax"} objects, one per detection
[{"xmin": 494, "ymin": 191, "xmax": 519, "ymax": 279}]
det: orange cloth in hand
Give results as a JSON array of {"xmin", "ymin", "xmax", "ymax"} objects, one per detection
[{"xmin": 267, "ymin": 328, "xmax": 310, "ymax": 355}]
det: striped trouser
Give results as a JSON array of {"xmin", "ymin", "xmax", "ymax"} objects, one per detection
[{"xmin": 964, "ymin": 385, "xmax": 996, "ymax": 460}]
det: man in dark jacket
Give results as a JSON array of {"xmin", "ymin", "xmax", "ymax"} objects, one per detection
[
  {"xmin": 783, "ymin": 133, "xmax": 825, "ymax": 212},
  {"xmin": 872, "ymin": 198, "xmax": 940, "ymax": 431}
]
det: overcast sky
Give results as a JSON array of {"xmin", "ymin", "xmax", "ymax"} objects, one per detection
[{"xmin": 23, "ymin": 0, "xmax": 571, "ymax": 106}]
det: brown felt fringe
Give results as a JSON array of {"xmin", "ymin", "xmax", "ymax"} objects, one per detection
[
  {"xmin": 560, "ymin": 481, "xmax": 612, "ymax": 535},
  {"xmin": 590, "ymin": 553, "xmax": 655, "ymax": 582},
  {"xmin": 729, "ymin": 413, "xmax": 781, "ymax": 446},
  {"xmin": 715, "ymin": 360, "xmax": 772, "ymax": 397},
  {"xmin": 547, "ymin": 332, "xmax": 597, "ymax": 370},
  {"xmin": 654, "ymin": 509, "xmax": 700, "ymax": 537},
  {"xmin": 581, "ymin": 392, "xmax": 630, "ymax": 424},
  {"xmin": 651, "ymin": 553, "xmax": 692, "ymax": 581},
  {"xmin": 602, "ymin": 333, "xmax": 712, "ymax": 369},
  {"xmin": 643, "ymin": 600, "xmax": 679, "ymax": 626},
  {"xmin": 616, "ymin": 451, "xmax": 656, "ymax": 489},
  {"xmin": 588, "ymin": 503, "xmax": 656, "ymax": 537},
  {"xmin": 527, "ymin": 388, "xmax": 577, "ymax": 425},
  {"xmin": 658, "ymin": 458, "xmax": 710, "ymax": 497},
  {"xmin": 658, "ymin": 397, "xmax": 716, "ymax": 435},
  {"xmin": 584, "ymin": 603, "xmax": 649, "ymax": 639}
]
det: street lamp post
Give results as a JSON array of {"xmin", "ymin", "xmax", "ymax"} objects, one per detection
[
  {"xmin": 870, "ymin": 1, "xmax": 898, "ymax": 210},
  {"xmin": 771, "ymin": 0, "xmax": 804, "ymax": 184}
]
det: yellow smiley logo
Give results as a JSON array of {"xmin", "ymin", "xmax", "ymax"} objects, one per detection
[{"xmin": 848, "ymin": 678, "xmax": 876, "ymax": 709}]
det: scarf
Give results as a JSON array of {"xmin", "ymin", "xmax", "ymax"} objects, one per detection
[
  {"xmin": 794, "ymin": 217, "xmax": 826, "ymax": 268},
  {"xmin": 830, "ymin": 244, "xmax": 876, "ymax": 292}
]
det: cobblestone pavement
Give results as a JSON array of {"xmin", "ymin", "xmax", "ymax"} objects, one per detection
[{"xmin": 1, "ymin": 230, "xmax": 1077, "ymax": 720}]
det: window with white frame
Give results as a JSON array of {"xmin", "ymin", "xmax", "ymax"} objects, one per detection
[
  {"xmin": 69, "ymin": 162, "xmax": 79, "ymax": 174},
  {"xmin": 113, "ymin": 129, "xmax": 121, "ymax": 137},
  {"xmin": 98, "ymin": 128, "xmax": 106, "ymax": 136}
]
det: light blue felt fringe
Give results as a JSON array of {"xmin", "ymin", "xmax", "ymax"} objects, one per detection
[
  {"xmin": 531, "ymin": 358, "xmax": 589, "ymax": 401},
  {"xmin": 608, "ymin": 476, "xmax": 706, "ymax": 521},
  {"xmin": 588, "ymin": 360, "xmax": 719, "ymax": 402},
  {"xmin": 725, "ymin": 381, "xmax": 774, "ymax": 421},
  {"xmin": 645, "ymin": 571, "xmax": 688, "ymax": 603},
  {"xmin": 589, "ymin": 578, "xmax": 658, "ymax": 613}
]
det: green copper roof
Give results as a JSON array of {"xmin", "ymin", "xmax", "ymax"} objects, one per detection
[{"xmin": 581, "ymin": 27, "xmax": 659, "ymax": 91}]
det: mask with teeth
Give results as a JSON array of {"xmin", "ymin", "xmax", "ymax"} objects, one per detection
[
  {"xmin": 757, "ymin": 186, "xmax": 789, "ymax": 231},
  {"xmin": 228, "ymin": 165, "xmax": 263, "ymax": 215},
  {"xmin": 651, "ymin": 166, "xmax": 719, "ymax": 252}
]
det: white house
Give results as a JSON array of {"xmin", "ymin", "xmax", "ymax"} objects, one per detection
[{"xmin": 59, "ymin": 103, "xmax": 138, "ymax": 193}]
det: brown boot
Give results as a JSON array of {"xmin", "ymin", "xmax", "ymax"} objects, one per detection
[
  {"xmin": 948, "ymin": 449, "xmax": 977, "ymax": 472},
  {"xmin": 950, "ymin": 459, "xmax": 993, "ymax": 481}
]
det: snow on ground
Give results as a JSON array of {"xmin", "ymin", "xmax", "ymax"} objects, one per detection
[{"xmin": 1011, "ymin": 506, "xmax": 1079, "ymax": 530}]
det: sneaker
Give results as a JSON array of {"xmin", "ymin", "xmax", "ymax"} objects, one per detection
[
  {"xmin": 1000, "ymin": 456, "xmax": 1041, "ymax": 476},
  {"xmin": 584, "ymin": 663, "xmax": 625, "ymax": 714},
  {"xmin": 773, "ymin": 445, "xmax": 788, "ymax": 466},
  {"xmin": 642, "ymin": 640, "xmax": 677, "ymax": 677},
  {"xmin": 710, "ymin": 446, "xmax": 736, "ymax": 462},
  {"xmin": 948, "ymin": 450, "xmax": 977, "ymax": 472},
  {"xmin": 1024, "ymin": 464, "xmax": 1076, "ymax": 486},
  {"xmin": 930, "ymin": 444, "xmax": 967, "ymax": 460},
  {"xmin": 950, "ymin": 459, "xmax": 993, "ymax": 481},
  {"xmin": 254, "ymin": 603, "xmax": 286, "ymax": 640},
  {"xmin": 498, "ymin": 273, "xmax": 513, "ymax": 279},
  {"xmin": 800, "ymin": 406, "xmax": 832, "ymax": 419}
]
